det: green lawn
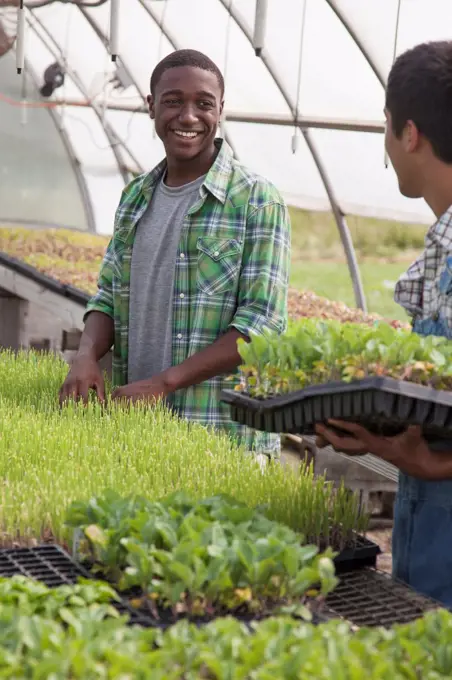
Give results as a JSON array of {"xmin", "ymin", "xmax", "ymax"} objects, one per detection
[
  {"xmin": 290, "ymin": 260, "xmax": 410, "ymax": 321},
  {"xmin": 287, "ymin": 205, "xmax": 425, "ymax": 320}
]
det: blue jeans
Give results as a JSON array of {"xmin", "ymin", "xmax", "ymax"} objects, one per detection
[{"xmin": 392, "ymin": 316, "xmax": 452, "ymax": 607}]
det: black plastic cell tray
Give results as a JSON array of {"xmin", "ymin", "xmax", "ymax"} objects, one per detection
[
  {"xmin": 0, "ymin": 545, "xmax": 328, "ymax": 629},
  {"xmin": 0, "ymin": 545, "xmax": 90, "ymax": 586},
  {"xmin": 324, "ymin": 568, "xmax": 439, "ymax": 628},
  {"xmin": 221, "ymin": 378, "xmax": 452, "ymax": 446},
  {"xmin": 333, "ymin": 534, "xmax": 380, "ymax": 573},
  {"xmin": 0, "ymin": 545, "xmax": 150, "ymax": 627}
]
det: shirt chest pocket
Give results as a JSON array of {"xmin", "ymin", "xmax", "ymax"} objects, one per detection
[{"xmin": 196, "ymin": 237, "xmax": 242, "ymax": 296}]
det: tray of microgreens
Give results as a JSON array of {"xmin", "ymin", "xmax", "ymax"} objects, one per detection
[{"xmin": 221, "ymin": 319, "xmax": 452, "ymax": 443}]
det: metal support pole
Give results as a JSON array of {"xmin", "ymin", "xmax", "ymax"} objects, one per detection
[
  {"xmin": 324, "ymin": 0, "xmax": 386, "ymax": 88},
  {"xmin": 217, "ymin": 0, "xmax": 367, "ymax": 311},
  {"xmin": 302, "ymin": 129, "xmax": 367, "ymax": 311}
]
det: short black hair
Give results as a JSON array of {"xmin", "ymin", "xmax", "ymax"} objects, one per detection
[
  {"xmin": 386, "ymin": 41, "xmax": 452, "ymax": 163},
  {"xmin": 150, "ymin": 49, "xmax": 224, "ymax": 97}
]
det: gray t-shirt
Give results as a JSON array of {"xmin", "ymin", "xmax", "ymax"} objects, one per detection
[{"xmin": 128, "ymin": 173, "xmax": 205, "ymax": 383}]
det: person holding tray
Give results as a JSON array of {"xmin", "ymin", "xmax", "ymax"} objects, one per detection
[
  {"xmin": 59, "ymin": 49, "xmax": 290, "ymax": 462},
  {"xmin": 316, "ymin": 41, "xmax": 452, "ymax": 607}
]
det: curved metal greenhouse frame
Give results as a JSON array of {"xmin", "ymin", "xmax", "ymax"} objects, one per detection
[{"xmin": 2, "ymin": 0, "xmax": 421, "ymax": 309}]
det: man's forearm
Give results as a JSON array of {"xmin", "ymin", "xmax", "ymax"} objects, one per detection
[
  {"xmin": 381, "ymin": 446, "xmax": 452, "ymax": 481},
  {"xmin": 77, "ymin": 311, "xmax": 115, "ymax": 362},
  {"xmin": 163, "ymin": 328, "xmax": 247, "ymax": 392},
  {"xmin": 424, "ymin": 453, "xmax": 452, "ymax": 480}
]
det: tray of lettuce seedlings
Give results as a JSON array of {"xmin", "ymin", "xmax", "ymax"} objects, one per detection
[
  {"xmin": 221, "ymin": 319, "xmax": 452, "ymax": 449},
  {"xmin": 66, "ymin": 490, "xmax": 340, "ymax": 629},
  {"xmin": 0, "ymin": 594, "xmax": 450, "ymax": 677}
]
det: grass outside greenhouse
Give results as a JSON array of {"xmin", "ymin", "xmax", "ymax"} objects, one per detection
[{"xmin": 0, "ymin": 205, "xmax": 427, "ymax": 321}]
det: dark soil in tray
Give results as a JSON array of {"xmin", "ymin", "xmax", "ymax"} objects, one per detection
[
  {"xmin": 221, "ymin": 378, "xmax": 452, "ymax": 450},
  {"xmin": 114, "ymin": 590, "xmax": 328, "ymax": 630}
]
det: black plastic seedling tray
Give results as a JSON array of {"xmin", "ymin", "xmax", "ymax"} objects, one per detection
[
  {"xmin": 0, "ymin": 545, "xmax": 151, "ymax": 627},
  {"xmin": 0, "ymin": 546, "xmax": 329, "ymax": 629},
  {"xmin": 0, "ymin": 545, "xmax": 90, "ymax": 587},
  {"xmin": 221, "ymin": 377, "xmax": 452, "ymax": 448},
  {"xmin": 333, "ymin": 534, "xmax": 380, "ymax": 573},
  {"xmin": 324, "ymin": 568, "xmax": 439, "ymax": 628}
]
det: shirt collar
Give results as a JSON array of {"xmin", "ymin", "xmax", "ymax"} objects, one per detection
[
  {"xmin": 426, "ymin": 205, "xmax": 452, "ymax": 250},
  {"xmin": 141, "ymin": 137, "xmax": 233, "ymax": 205}
]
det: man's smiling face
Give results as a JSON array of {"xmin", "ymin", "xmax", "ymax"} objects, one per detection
[{"xmin": 148, "ymin": 65, "xmax": 223, "ymax": 163}]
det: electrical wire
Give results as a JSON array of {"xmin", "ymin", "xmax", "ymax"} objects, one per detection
[
  {"xmin": 58, "ymin": 0, "xmax": 74, "ymax": 127},
  {"xmin": 0, "ymin": 87, "xmax": 143, "ymax": 152},
  {"xmin": 384, "ymin": 0, "xmax": 402, "ymax": 169},
  {"xmin": 25, "ymin": 0, "xmax": 109, "ymax": 9},
  {"xmin": 220, "ymin": 0, "xmax": 232, "ymax": 138},
  {"xmin": 156, "ymin": 0, "xmax": 169, "ymax": 60},
  {"xmin": 292, "ymin": 0, "xmax": 307, "ymax": 153},
  {"xmin": 294, "ymin": 0, "xmax": 307, "ymax": 121},
  {"xmin": 392, "ymin": 0, "xmax": 402, "ymax": 64},
  {"xmin": 62, "ymin": 107, "xmax": 140, "ymax": 152}
]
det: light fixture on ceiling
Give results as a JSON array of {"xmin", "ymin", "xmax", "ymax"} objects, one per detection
[
  {"xmin": 253, "ymin": 0, "xmax": 268, "ymax": 57},
  {"xmin": 16, "ymin": 0, "xmax": 25, "ymax": 74},
  {"xmin": 39, "ymin": 62, "xmax": 65, "ymax": 97},
  {"xmin": 109, "ymin": 62, "xmax": 133, "ymax": 91},
  {"xmin": 110, "ymin": 0, "xmax": 120, "ymax": 61}
]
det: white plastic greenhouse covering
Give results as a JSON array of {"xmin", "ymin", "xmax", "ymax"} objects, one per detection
[{"xmin": 0, "ymin": 0, "xmax": 450, "ymax": 241}]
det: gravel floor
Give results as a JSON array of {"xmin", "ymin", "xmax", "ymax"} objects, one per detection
[{"xmin": 367, "ymin": 527, "xmax": 393, "ymax": 573}]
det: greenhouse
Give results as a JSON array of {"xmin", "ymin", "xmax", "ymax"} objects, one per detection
[{"xmin": 1, "ymin": 0, "xmax": 452, "ymax": 676}]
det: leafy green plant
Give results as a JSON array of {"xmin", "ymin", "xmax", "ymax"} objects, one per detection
[
  {"xmin": 0, "ymin": 349, "xmax": 368, "ymax": 551},
  {"xmin": 0, "ymin": 575, "xmax": 120, "ymax": 621},
  {"xmin": 236, "ymin": 319, "xmax": 452, "ymax": 398},
  {"xmin": 1, "ymin": 605, "xmax": 452, "ymax": 678},
  {"xmin": 67, "ymin": 491, "xmax": 338, "ymax": 620}
]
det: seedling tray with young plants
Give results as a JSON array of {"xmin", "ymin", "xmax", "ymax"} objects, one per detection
[
  {"xmin": 222, "ymin": 319, "xmax": 452, "ymax": 446},
  {"xmin": 0, "ymin": 349, "xmax": 373, "ymax": 573},
  {"xmin": 66, "ymin": 490, "xmax": 339, "ymax": 627},
  {"xmin": 1, "ymin": 597, "xmax": 452, "ymax": 677},
  {"xmin": 0, "ymin": 545, "xmax": 153, "ymax": 626}
]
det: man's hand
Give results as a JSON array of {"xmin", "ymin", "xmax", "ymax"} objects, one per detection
[
  {"xmin": 110, "ymin": 374, "xmax": 171, "ymax": 405},
  {"xmin": 315, "ymin": 419, "xmax": 452, "ymax": 480},
  {"xmin": 59, "ymin": 354, "xmax": 105, "ymax": 405}
]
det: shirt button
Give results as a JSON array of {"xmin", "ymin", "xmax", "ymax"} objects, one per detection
[
  {"xmin": 180, "ymin": 293, "xmax": 184, "ymax": 299},
  {"xmin": 177, "ymin": 333, "xmax": 182, "ymax": 339},
  {"xmin": 180, "ymin": 253, "xmax": 185, "ymax": 259}
]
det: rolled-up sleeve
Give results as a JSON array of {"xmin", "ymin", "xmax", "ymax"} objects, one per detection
[
  {"xmin": 83, "ymin": 238, "xmax": 116, "ymax": 323},
  {"xmin": 230, "ymin": 198, "xmax": 290, "ymax": 338}
]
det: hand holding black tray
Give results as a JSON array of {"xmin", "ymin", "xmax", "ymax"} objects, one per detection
[
  {"xmin": 317, "ymin": 421, "xmax": 452, "ymax": 453},
  {"xmin": 221, "ymin": 376, "xmax": 452, "ymax": 453}
]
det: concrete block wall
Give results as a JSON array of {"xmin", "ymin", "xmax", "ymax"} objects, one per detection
[{"xmin": 0, "ymin": 288, "xmax": 112, "ymax": 378}]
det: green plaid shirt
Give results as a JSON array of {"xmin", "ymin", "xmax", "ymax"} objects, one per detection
[{"xmin": 85, "ymin": 139, "xmax": 290, "ymax": 455}]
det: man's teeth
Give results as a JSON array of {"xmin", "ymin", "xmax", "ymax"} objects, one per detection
[{"xmin": 173, "ymin": 130, "xmax": 199, "ymax": 138}]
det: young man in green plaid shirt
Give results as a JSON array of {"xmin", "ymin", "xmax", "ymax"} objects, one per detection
[{"xmin": 60, "ymin": 49, "xmax": 291, "ymax": 458}]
